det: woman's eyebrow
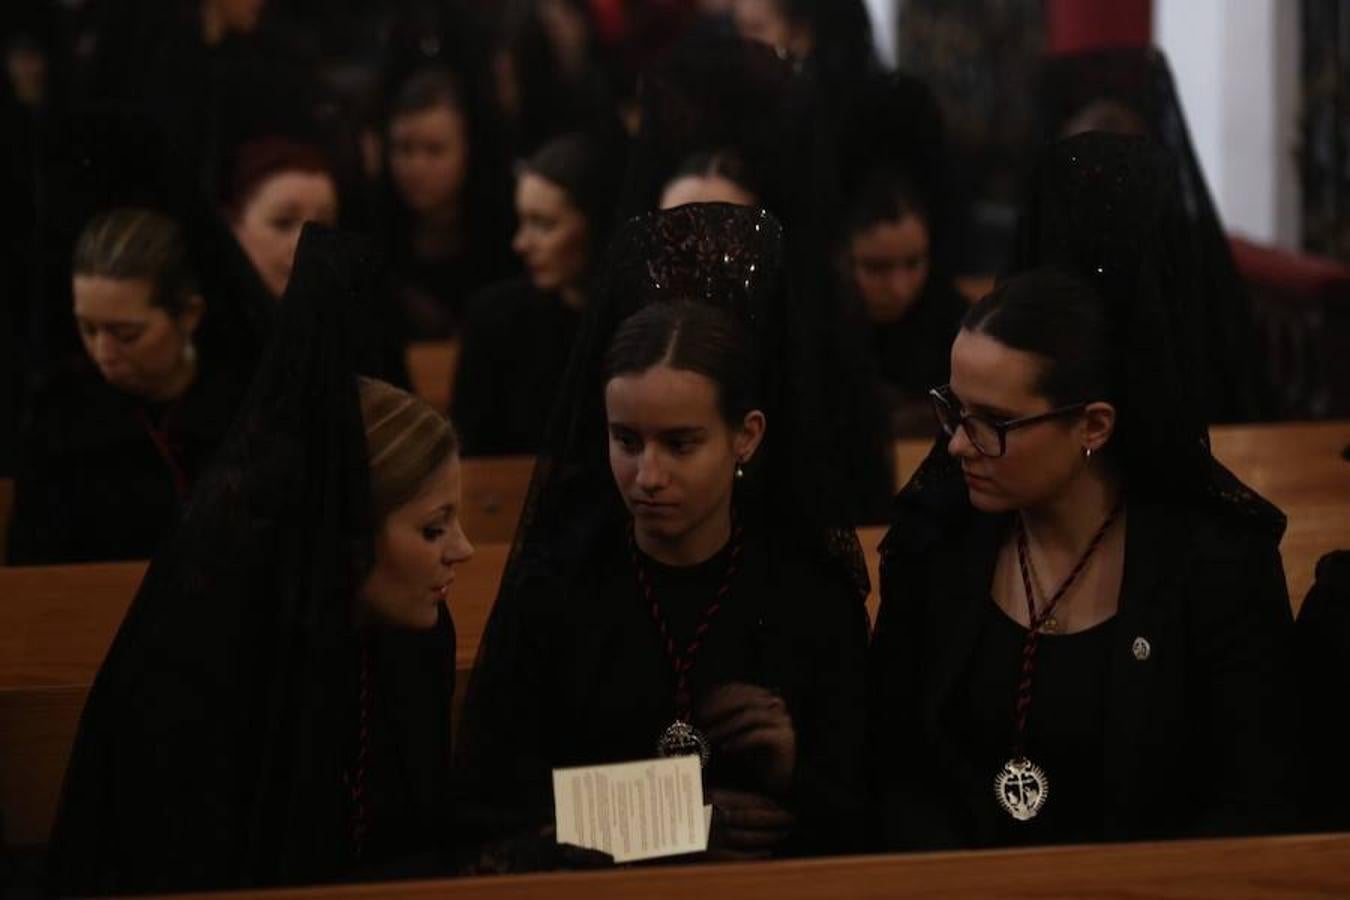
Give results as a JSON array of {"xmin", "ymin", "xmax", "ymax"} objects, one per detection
[{"xmin": 951, "ymin": 390, "xmax": 1017, "ymax": 419}]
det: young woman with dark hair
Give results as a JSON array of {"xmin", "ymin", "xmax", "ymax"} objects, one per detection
[
  {"xmin": 842, "ymin": 167, "xmax": 966, "ymax": 438},
  {"xmin": 48, "ymin": 227, "xmax": 474, "ymax": 893},
  {"xmin": 659, "ymin": 148, "xmax": 760, "ymax": 209},
  {"xmin": 869, "ymin": 257, "xmax": 1298, "ymax": 849},
  {"xmin": 451, "ymin": 132, "xmax": 621, "ymax": 456},
  {"xmin": 381, "ymin": 66, "xmax": 517, "ymax": 339},
  {"xmin": 8, "ymin": 208, "xmax": 251, "ymax": 564},
  {"xmin": 455, "ymin": 204, "xmax": 870, "ymax": 870},
  {"xmin": 627, "ymin": 33, "xmax": 896, "ymax": 523}
]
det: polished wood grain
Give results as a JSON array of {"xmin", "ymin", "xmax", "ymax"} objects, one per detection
[
  {"xmin": 177, "ymin": 833, "xmax": 1350, "ymax": 900},
  {"xmin": 0, "ymin": 685, "xmax": 84, "ymax": 847},
  {"xmin": 406, "ymin": 340, "xmax": 460, "ymax": 415},
  {"xmin": 460, "ymin": 456, "xmax": 534, "ymax": 546},
  {"xmin": 1, "ymin": 423, "xmax": 1341, "ymax": 689}
]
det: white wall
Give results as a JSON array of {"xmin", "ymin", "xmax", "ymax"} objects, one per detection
[
  {"xmin": 864, "ymin": 0, "xmax": 899, "ymax": 69},
  {"xmin": 1155, "ymin": 0, "xmax": 1301, "ymax": 248}
]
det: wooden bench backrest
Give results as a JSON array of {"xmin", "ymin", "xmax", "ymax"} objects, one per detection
[
  {"xmin": 1, "ymin": 422, "xmax": 1345, "ymax": 848},
  {"xmin": 459, "ymin": 457, "xmax": 535, "ymax": 545},
  {"xmin": 406, "ymin": 340, "xmax": 460, "ymax": 416},
  {"xmin": 0, "ymin": 532, "xmax": 880, "ymax": 848},
  {"xmin": 154, "ymin": 833, "xmax": 1350, "ymax": 899}
]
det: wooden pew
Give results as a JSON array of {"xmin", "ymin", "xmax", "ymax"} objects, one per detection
[
  {"xmin": 460, "ymin": 456, "xmax": 535, "ymax": 546},
  {"xmin": 0, "ymin": 534, "xmax": 881, "ymax": 849},
  {"xmin": 406, "ymin": 340, "xmax": 460, "ymax": 416},
  {"xmin": 182, "ymin": 832, "xmax": 1350, "ymax": 899},
  {"xmin": 1, "ymin": 422, "xmax": 1345, "ymax": 849},
  {"xmin": 1209, "ymin": 422, "xmax": 1350, "ymax": 607}
]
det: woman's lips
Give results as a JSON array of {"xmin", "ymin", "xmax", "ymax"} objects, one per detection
[{"xmin": 963, "ymin": 470, "xmax": 994, "ymax": 489}]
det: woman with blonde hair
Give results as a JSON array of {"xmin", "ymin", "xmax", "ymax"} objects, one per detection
[
  {"xmin": 9, "ymin": 207, "xmax": 252, "ymax": 564},
  {"xmin": 49, "ymin": 227, "xmax": 473, "ymax": 894}
]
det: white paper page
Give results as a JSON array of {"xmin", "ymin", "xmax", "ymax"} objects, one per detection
[{"xmin": 552, "ymin": 756, "xmax": 708, "ymax": 863}]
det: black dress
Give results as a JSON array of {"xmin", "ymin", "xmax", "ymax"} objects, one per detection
[
  {"xmin": 46, "ymin": 227, "xmax": 458, "ymax": 894},
  {"xmin": 953, "ymin": 602, "xmax": 1113, "ymax": 847},
  {"xmin": 338, "ymin": 616, "xmax": 458, "ymax": 880},
  {"xmin": 7, "ymin": 355, "xmax": 250, "ymax": 565},
  {"xmin": 869, "ymin": 281, "xmax": 967, "ymax": 439},
  {"xmin": 455, "ymin": 525, "xmax": 870, "ymax": 859},
  {"xmin": 1295, "ymin": 550, "xmax": 1350, "ymax": 832},
  {"xmin": 450, "ymin": 278, "xmax": 583, "ymax": 457},
  {"xmin": 868, "ymin": 500, "xmax": 1301, "ymax": 850},
  {"xmin": 388, "ymin": 241, "xmax": 518, "ymax": 341}
]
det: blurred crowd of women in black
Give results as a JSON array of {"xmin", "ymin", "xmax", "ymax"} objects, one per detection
[{"xmin": 1, "ymin": 2, "xmax": 1347, "ymax": 897}]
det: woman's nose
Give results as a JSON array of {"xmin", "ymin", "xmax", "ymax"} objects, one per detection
[
  {"xmin": 635, "ymin": 450, "xmax": 666, "ymax": 491},
  {"xmin": 947, "ymin": 424, "xmax": 975, "ymax": 459},
  {"xmin": 92, "ymin": 332, "xmax": 120, "ymax": 363},
  {"xmin": 445, "ymin": 522, "xmax": 474, "ymax": 564}
]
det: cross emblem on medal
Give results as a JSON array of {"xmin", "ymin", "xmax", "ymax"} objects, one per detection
[{"xmin": 995, "ymin": 757, "xmax": 1050, "ymax": 821}]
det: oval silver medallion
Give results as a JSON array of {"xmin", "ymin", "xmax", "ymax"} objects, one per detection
[{"xmin": 995, "ymin": 757, "xmax": 1050, "ymax": 821}]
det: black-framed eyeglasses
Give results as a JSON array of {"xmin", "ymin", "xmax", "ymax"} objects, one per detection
[{"xmin": 929, "ymin": 384, "xmax": 1087, "ymax": 458}]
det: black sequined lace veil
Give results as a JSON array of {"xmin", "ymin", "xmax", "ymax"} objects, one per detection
[
  {"xmin": 458, "ymin": 206, "xmax": 872, "ymax": 801},
  {"xmin": 498, "ymin": 202, "xmax": 868, "ymax": 600},
  {"xmin": 46, "ymin": 226, "xmax": 431, "ymax": 894},
  {"xmin": 1038, "ymin": 47, "xmax": 1273, "ymax": 422},
  {"xmin": 620, "ymin": 33, "xmax": 896, "ymax": 522},
  {"xmin": 885, "ymin": 133, "xmax": 1284, "ymax": 557}
]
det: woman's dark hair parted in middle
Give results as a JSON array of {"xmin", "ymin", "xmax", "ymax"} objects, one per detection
[
  {"xmin": 843, "ymin": 167, "xmax": 929, "ymax": 238},
  {"xmin": 603, "ymin": 300, "xmax": 762, "ymax": 426},
  {"xmin": 389, "ymin": 66, "xmax": 465, "ymax": 120},
  {"xmin": 963, "ymin": 267, "xmax": 1123, "ymax": 407}
]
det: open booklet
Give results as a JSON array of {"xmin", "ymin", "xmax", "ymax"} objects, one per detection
[{"xmin": 553, "ymin": 756, "xmax": 712, "ymax": 863}]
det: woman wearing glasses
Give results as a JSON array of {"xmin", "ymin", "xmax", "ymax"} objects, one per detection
[
  {"xmin": 869, "ymin": 134, "xmax": 1304, "ymax": 855},
  {"xmin": 869, "ymin": 134, "xmax": 1301, "ymax": 851},
  {"xmin": 868, "ymin": 261, "xmax": 1299, "ymax": 850}
]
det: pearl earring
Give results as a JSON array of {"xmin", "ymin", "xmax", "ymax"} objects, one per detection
[{"xmin": 735, "ymin": 462, "xmax": 745, "ymax": 479}]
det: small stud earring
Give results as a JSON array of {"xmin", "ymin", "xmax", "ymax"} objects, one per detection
[{"xmin": 1084, "ymin": 446, "xmax": 1094, "ymax": 461}]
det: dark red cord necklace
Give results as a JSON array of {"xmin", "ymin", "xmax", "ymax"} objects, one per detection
[
  {"xmin": 346, "ymin": 640, "xmax": 371, "ymax": 859},
  {"xmin": 629, "ymin": 520, "xmax": 743, "ymax": 768},
  {"xmin": 994, "ymin": 499, "xmax": 1123, "ymax": 822},
  {"xmin": 135, "ymin": 404, "xmax": 191, "ymax": 501}
]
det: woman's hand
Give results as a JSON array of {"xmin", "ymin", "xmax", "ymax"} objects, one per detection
[
  {"xmin": 697, "ymin": 682, "xmax": 797, "ymax": 796},
  {"xmin": 462, "ymin": 826, "xmax": 614, "ymax": 874},
  {"xmin": 706, "ymin": 788, "xmax": 796, "ymax": 860}
]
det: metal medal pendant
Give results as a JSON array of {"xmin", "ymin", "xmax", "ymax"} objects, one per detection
[
  {"xmin": 995, "ymin": 757, "xmax": 1050, "ymax": 821},
  {"xmin": 657, "ymin": 719, "xmax": 711, "ymax": 768}
]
